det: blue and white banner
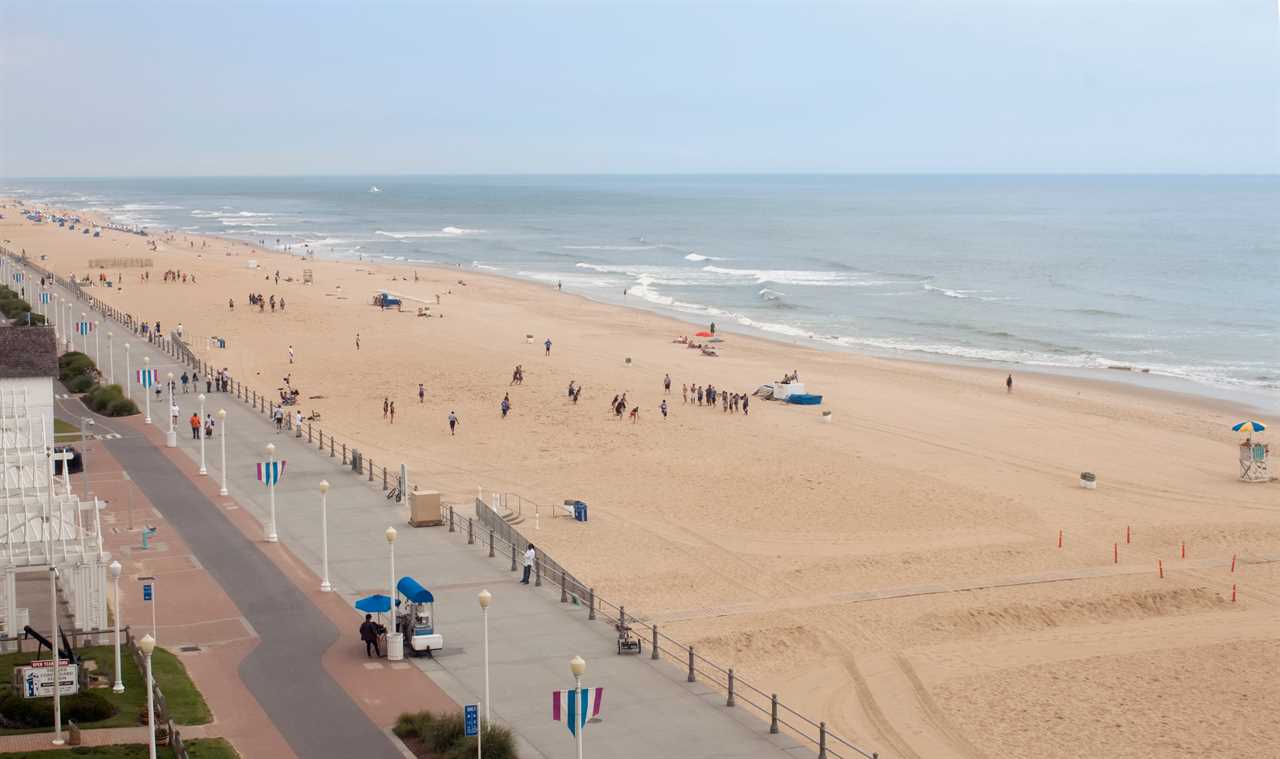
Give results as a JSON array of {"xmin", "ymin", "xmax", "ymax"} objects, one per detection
[
  {"xmin": 136, "ymin": 369, "xmax": 158, "ymax": 388},
  {"xmin": 76, "ymin": 321, "xmax": 93, "ymax": 335},
  {"xmin": 552, "ymin": 687, "xmax": 603, "ymax": 736},
  {"xmin": 39, "ymin": 292, "xmax": 50, "ymax": 305},
  {"xmin": 257, "ymin": 460, "xmax": 286, "ymax": 486}
]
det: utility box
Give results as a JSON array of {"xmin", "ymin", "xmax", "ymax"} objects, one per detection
[{"xmin": 409, "ymin": 490, "xmax": 443, "ymax": 527}]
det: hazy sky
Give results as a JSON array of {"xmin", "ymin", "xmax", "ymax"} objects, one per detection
[{"xmin": 1, "ymin": 1, "xmax": 1276, "ymax": 176}]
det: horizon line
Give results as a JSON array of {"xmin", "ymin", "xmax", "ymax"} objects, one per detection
[{"xmin": 6, "ymin": 170, "xmax": 1279, "ymax": 181}]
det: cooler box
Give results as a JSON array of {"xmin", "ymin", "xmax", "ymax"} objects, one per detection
[
  {"xmin": 572, "ymin": 500, "xmax": 588, "ymax": 522},
  {"xmin": 409, "ymin": 490, "xmax": 443, "ymax": 527}
]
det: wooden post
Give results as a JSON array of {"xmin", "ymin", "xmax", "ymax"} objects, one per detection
[
  {"xmin": 651, "ymin": 624, "xmax": 659, "ymax": 660},
  {"xmin": 448, "ymin": 506, "xmax": 455, "ymax": 533},
  {"xmin": 488, "ymin": 529, "xmax": 495, "ymax": 558},
  {"xmin": 560, "ymin": 570, "xmax": 567, "ymax": 603},
  {"xmin": 727, "ymin": 668, "xmax": 735, "ymax": 706},
  {"xmin": 534, "ymin": 555, "xmax": 542, "ymax": 587},
  {"xmin": 307, "ymin": 423, "xmax": 312, "ymax": 443},
  {"xmin": 818, "ymin": 722, "xmax": 827, "ymax": 758},
  {"xmin": 509, "ymin": 543, "xmax": 516, "ymax": 571},
  {"xmin": 467, "ymin": 517, "xmax": 474, "ymax": 545},
  {"xmin": 368, "ymin": 459, "xmax": 374, "ymax": 482},
  {"xmin": 588, "ymin": 588, "xmax": 596, "ymax": 620},
  {"xmin": 382, "ymin": 468, "xmax": 387, "ymax": 491},
  {"xmin": 687, "ymin": 645, "xmax": 696, "ymax": 682}
]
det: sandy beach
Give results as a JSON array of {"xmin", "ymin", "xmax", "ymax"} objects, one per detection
[{"xmin": 4, "ymin": 201, "xmax": 1277, "ymax": 759}]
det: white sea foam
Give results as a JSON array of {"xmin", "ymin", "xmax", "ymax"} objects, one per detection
[
  {"xmin": 921, "ymin": 283, "xmax": 1002, "ymax": 301},
  {"xmin": 376, "ymin": 227, "xmax": 482, "ymax": 240},
  {"xmin": 472, "ymin": 261, "xmax": 499, "ymax": 271},
  {"xmin": 684, "ymin": 253, "xmax": 727, "ymax": 262},
  {"xmin": 562, "ymin": 244, "xmax": 656, "ymax": 251}
]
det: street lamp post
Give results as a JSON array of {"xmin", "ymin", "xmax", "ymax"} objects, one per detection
[
  {"xmin": 165, "ymin": 372, "xmax": 176, "ymax": 448},
  {"xmin": 50, "ymin": 567, "xmax": 63, "ymax": 746},
  {"xmin": 109, "ymin": 561, "xmax": 124, "ymax": 693},
  {"xmin": 217, "ymin": 409, "xmax": 228, "ymax": 495},
  {"xmin": 570, "ymin": 656, "xmax": 586, "ymax": 759},
  {"xmin": 139, "ymin": 634, "xmax": 157, "ymax": 759},
  {"xmin": 479, "ymin": 590, "xmax": 492, "ymax": 725},
  {"xmin": 319, "ymin": 481, "xmax": 332, "ymax": 592},
  {"xmin": 265, "ymin": 443, "xmax": 278, "ymax": 542},
  {"xmin": 124, "ymin": 343, "xmax": 132, "ymax": 401},
  {"xmin": 94, "ymin": 320, "xmax": 100, "ymax": 363},
  {"xmin": 385, "ymin": 527, "xmax": 403, "ymax": 660},
  {"xmin": 107, "ymin": 332, "xmax": 115, "ymax": 385},
  {"xmin": 197, "ymin": 394, "xmax": 207, "ymax": 475},
  {"xmin": 142, "ymin": 356, "xmax": 152, "ymax": 424}
]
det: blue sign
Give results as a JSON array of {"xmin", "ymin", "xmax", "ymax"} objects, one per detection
[
  {"xmin": 142, "ymin": 584, "xmax": 153, "ymax": 602},
  {"xmin": 464, "ymin": 704, "xmax": 478, "ymax": 737}
]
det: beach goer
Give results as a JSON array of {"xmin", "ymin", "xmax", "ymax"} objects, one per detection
[
  {"xmin": 189, "ymin": 413, "xmax": 200, "ymax": 440},
  {"xmin": 229, "ymin": 298, "xmax": 234, "ymax": 311},
  {"xmin": 273, "ymin": 405, "xmax": 284, "ymax": 432},
  {"xmin": 383, "ymin": 398, "xmax": 389, "ymax": 420},
  {"xmin": 568, "ymin": 380, "xmax": 576, "ymax": 398},
  {"xmin": 1006, "ymin": 374, "xmax": 1013, "ymax": 393},
  {"xmin": 629, "ymin": 406, "xmax": 640, "ymax": 423},
  {"xmin": 521, "ymin": 544, "xmax": 535, "ymax": 584},
  {"xmin": 355, "ymin": 333, "xmax": 360, "ymax": 350},
  {"xmin": 448, "ymin": 411, "xmax": 459, "ymax": 436},
  {"xmin": 664, "ymin": 374, "xmax": 671, "ymax": 394},
  {"xmin": 389, "ymin": 401, "xmax": 395, "ymax": 424},
  {"xmin": 360, "ymin": 614, "xmax": 382, "ymax": 658},
  {"xmin": 681, "ymin": 384, "xmax": 687, "ymax": 403},
  {"xmin": 294, "ymin": 409, "xmax": 303, "ymax": 431},
  {"xmin": 288, "ymin": 345, "xmax": 294, "ymax": 364},
  {"xmin": 205, "ymin": 414, "xmax": 215, "ymax": 439},
  {"xmin": 573, "ymin": 385, "xmax": 582, "ymax": 404},
  {"xmin": 544, "ymin": 338, "xmax": 552, "ymax": 356},
  {"xmin": 743, "ymin": 395, "xmax": 749, "ymax": 415},
  {"xmin": 710, "ymin": 321, "xmax": 716, "ymax": 335},
  {"xmin": 181, "ymin": 372, "xmax": 189, "ymax": 393},
  {"xmin": 501, "ymin": 395, "xmax": 511, "ymax": 418},
  {"xmin": 418, "ymin": 383, "xmax": 425, "ymax": 403},
  {"xmin": 660, "ymin": 399, "xmax": 668, "ymax": 418}
]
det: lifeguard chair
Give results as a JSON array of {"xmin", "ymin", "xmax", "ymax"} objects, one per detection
[{"xmin": 1233, "ymin": 420, "xmax": 1271, "ymax": 483}]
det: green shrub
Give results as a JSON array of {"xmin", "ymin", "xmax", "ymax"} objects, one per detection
[
  {"xmin": 0, "ymin": 689, "xmax": 116, "ymax": 728},
  {"xmin": 107, "ymin": 397, "xmax": 139, "ymax": 417},
  {"xmin": 59, "ymin": 352, "xmax": 96, "ymax": 383},
  {"xmin": 393, "ymin": 710, "xmax": 517, "ymax": 758},
  {"xmin": 67, "ymin": 374, "xmax": 96, "ymax": 394}
]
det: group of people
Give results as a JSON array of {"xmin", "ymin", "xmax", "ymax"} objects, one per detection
[
  {"xmin": 681, "ymin": 383, "xmax": 750, "ymax": 415},
  {"xmin": 161, "ymin": 269, "xmax": 196, "ymax": 284},
  {"xmin": 243, "ymin": 292, "xmax": 284, "ymax": 312}
]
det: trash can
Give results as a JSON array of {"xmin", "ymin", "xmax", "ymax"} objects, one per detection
[{"xmin": 572, "ymin": 500, "xmax": 588, "ymax": 522}]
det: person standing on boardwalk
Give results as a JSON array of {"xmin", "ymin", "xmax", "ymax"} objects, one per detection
[
  {"xmin": 360, "ymin": 614, "xmax": 382, "ymax": 658},
  {"xmin": 1006, "ymin": 374, "xmax": 1014, "ymax": 393},
  {"xmin": 189, "ymin": 412, "xmax": 200, "ymax": 440},
  {"xmin": 544, "ymin": 338, "xmax": 552, "ymax": 356},
  {"xmin": 448, "ymin": 411, "xmax": 459, "ymax": 436},
  {"xmin": 521, "ymin": 544, "xmax": 535, "ymax": 584}
]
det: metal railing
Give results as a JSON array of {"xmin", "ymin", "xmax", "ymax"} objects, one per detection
[
  {"xmin": 465, "ymin": 499, "xmax": 879, "ymax": 759},
  {"xmin": 6, "ymin": 247, "xmax": 878, "ymax": 759}
]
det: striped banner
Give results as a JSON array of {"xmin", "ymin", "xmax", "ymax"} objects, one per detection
[
  {"xmin": 552, "ymin": 687, "xmax": 603, "ymax": 736},
  {"xmin": 136, "ymin": 369, "xmax": 158, "ymax": 388},
  {"xmin": 257, "ymin": 460, "xmax": 286, "ymax": 486},
  {"xmin": 12, "ymin": 272, "xmax": 22, "ymax": 284},
  {"xmin": 39, "ymin": 292, "xmax": 50, "ymax": 305},
  {"xmin": 76, "ymin": 321, "xmax": 93, "ymax": 335}
]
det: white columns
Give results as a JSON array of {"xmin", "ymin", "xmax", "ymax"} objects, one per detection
[
  {"xmin": 197, "ymin": 394, "xmax": 207, "ymax": 475},
  {"xmin": 319, "ymin": 481, "xmax": 332, "ymax": 592},
  {"xmin": 110, "ymin": 561, "xmax": 124, "ymax": 693},
  {"xmin": 217, "ymin": 410, "xmax": 227, "ymax": 496},
  {"xmin": 165, "ymin": 373, "xmax": 176, "ymax": 448}
]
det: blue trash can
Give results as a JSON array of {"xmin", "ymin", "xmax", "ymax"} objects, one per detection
[{"xmin": 573, "ymin": 500, "xmax": 588, "ymax": 522}]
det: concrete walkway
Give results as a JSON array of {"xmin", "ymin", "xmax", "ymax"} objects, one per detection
[{"xmin": 38, "ymin": 262, "xmax": 811, "ymax": 759}]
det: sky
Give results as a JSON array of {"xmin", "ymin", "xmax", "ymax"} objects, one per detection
[{"xmin": 0, "ymin": 1, "xmax": 1276, "ymax": 176}]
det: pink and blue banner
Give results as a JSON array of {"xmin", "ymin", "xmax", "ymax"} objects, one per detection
[
  {"xmin": 39, "ymin": 292, "xmax": 50, "ymax": 305},
  {"xmin": 552, "ymin": 687, "xmax": 603, "ymax": 736},
  {"xmin": 136, "ymin": 369, "xmax": 158, "ymax": 388},
  {"xmin": 76, "ymin": 321, "xmax": 93, "ymax": 335},
  {"xmin": 257, "ymin": 460, "xmax": 286, "ymax": 486}
]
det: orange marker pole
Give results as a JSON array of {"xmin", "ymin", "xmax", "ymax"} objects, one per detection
[
  {"xmin": 1113, "ymin": 543, "xmax": 1118, "ymax": 564},
  {"xmin": 1181, "ymin": 542, "xmax": 1186, "ymax": 559},
  {"xmin": 1057, "ymin": 529, "xmax": 1063, "ymax": 549},
  {"xmin": 1231, "ymin": 554, "xmax": 1236, "ymax": 573},
  {"xmin": 1126, "ymin": 525, "xmax": 1131, "ymax": 544},
  {"xmin": 1158, "ymin": 559, "xmax": 1164, "ymax": 579}
]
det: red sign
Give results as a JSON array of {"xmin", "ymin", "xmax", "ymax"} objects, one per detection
[{"xmin": 28, "ymin": 659, "xmax": 70, "ymax": 669}]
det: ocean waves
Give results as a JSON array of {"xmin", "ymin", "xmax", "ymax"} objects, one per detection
[{"xmin": 377, "ymin": 227, "xmax": 483, "ymax": 239}]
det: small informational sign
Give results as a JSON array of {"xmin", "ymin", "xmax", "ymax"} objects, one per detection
[
  {"xmin": 20, "ymin": 663, "xmax": 79, "ymax": 698},
  {"xmin": 464, "ymin": 704, "xmax": 478, "ymax": 737},
  {"xmin": 143, "ymin": 583, "xmax": 153, "ymax": 602}
]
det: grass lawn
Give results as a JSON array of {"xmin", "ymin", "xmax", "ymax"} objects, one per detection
[
  {"xmin": 0, "ymin": 646, "xmax": 211, "ymax": 735},
  {"xmin": 0, "ymin": 737, "xmax": 239, "ymax": 758},
  {"xmin": 52, "ymin": 419, "xmax": 78, "ymax": 435}
]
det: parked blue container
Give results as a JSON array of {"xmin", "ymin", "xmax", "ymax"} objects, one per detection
[{"xmin": 573, "ymin": 500, "xmax": 589, "ymax": 522}]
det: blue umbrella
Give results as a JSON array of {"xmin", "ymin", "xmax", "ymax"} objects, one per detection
[
  {"xmin": 1232, "ymin": 420, "xmax": 1266, "ymax": 433},
  {"xmin": 355, "ymin": 594, "xmax": 392, "ymax": 613}
]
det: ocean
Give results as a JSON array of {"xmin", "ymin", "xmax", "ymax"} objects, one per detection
[{"xmin": 5, "ymin": 175, "xmax": 1278, "ymax": 409}]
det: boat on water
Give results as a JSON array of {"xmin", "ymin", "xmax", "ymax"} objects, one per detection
[{"xmin": 369, "ymin": 185, "xmax": 382, "ymax": 193}]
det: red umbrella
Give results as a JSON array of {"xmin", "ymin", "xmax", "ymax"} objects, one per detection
[{"xmin": 694, "ymin": 330, "xmax": 713, "ymax": 337}]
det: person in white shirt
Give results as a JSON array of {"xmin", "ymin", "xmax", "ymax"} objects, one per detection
[{"xmin": 521, "ymin": 544, "xmax": 536, "ymax": 585}]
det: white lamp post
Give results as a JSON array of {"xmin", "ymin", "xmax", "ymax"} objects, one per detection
[
  {"xmin": 479, "ymin": 590, "xmax": 492, "ymax": 724},
  {"xmin": 139, "ymin": 634, "xmax": 158, "ymax": 759},
  {"xmin": 197, "ymin": 394, "xmax": 207, "ymax": 475},
  {"xmin": 125, "ymin": 343, "xmax": 132, "ymax": 401},
  {"xmin": 109, "ymin": 560, "xmax": 124, "ymax": 693},
  {"xmin": 93, "ymin": 320, "xmax": 100, "ymax": 362},
  {"xmin": 165, "ymin": 372, "xmax": 176, "ymax": 448},
  {"xmin": 265, "ymin": 443, "xmax": 278, "ymax": 542},
  {"xmin": 217, "ymin": 409, "xmax": 228, "ymax": 495},
  {"xmin": 570, "ymin": 656, "xmax": 586, "ymax": 759},
  {"xmin": 142, "ymin": 356, "xmax": 152, "ymax": 424},
  {"xmin": 50, "ymin": 566, "xmax": 63, "ymax": 746},
  {"xmin": 385, "ymin": 526, "xmax": 402, "ymax": 660},
  {"xmin": 107, "ymin": 332, "xmax": 115, "ymax": 385},
  {"xmin": 319, "ymin": 480, "xmax": 332, "ymax": 592}
]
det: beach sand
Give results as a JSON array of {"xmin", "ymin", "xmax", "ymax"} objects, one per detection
[{"xmin": 4, "ymin": 201, "xmax": 1277, "ymax": 759}]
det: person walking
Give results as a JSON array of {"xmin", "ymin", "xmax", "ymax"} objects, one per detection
[
  {"xmin": 389, "ymin": 401, "xmax": 396, "ymax": 424},
  {"xmin": 273, "ymin": 405, "xmax": 284, "ymax": 432},
  {"xmin": 1006, "ymin": 373, "xmax": 1013, "ymax": 393},
  {"xmin": 521, "ymin": 544, "xmax": 535, "ymax": 584},
  {"xmin": 359, "ymin": 614, "xmax": 382, "ymax": 658},
  {"xmin": 544, "ymin": 337, "xmax": 552, "ymax": 356},
  {"xmin": 383, "ymin": 397, "xmax": 389, "ymax": 420},
  {"xmin": 418, "ymin": 383, "xmax": 425, "ymax": 403},
  {"xmin": 660, "ymin": 399, "xmax": 668, "ymax": 418},
  {"xmin": 180, "ymin": 371, "xmax": 189, "ymax": 393},
  {"xmin": 288, "ymin": 345, "xmax": 294, "ymax": 364},
  {"xmin": 664, "ymin": 373, "xmax": 671, "ymax": 394},
  {"xmin": 448, "ymin": 411, "xmax": 459, "ymax": 436},
  {"xmin": 501, "ymin": 395, "xmax": 511, "ymax": 419},
  {"xmin": 355, "ymin": 332, "xmax": 361, "ymax": 350}
]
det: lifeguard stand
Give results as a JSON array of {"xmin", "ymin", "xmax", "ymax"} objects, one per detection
[{"xmin": 1239, "ymin": 441, "xmax": 1271, "ymax": 482}]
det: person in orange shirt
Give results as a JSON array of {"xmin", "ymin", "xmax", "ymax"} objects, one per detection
[{"xmin": 189, "ymin": 413, "xmax": 201, "ymax": 440}]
